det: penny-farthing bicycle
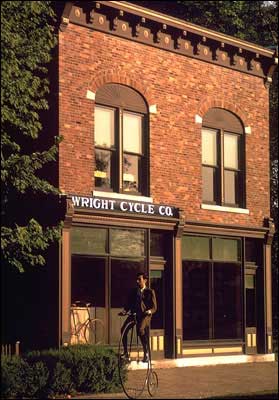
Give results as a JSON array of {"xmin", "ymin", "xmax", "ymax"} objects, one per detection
[{"xmin": 118, "ymin": 312, "xmax": 159, "ymax": 399}]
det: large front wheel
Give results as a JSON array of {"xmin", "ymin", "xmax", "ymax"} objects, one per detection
[{"xmin": 118, "ymin": 321, "xmax": 149, "ymax": 399}]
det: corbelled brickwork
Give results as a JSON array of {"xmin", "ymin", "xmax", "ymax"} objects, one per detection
[{"xmin": 58, "ymin": 24, "xmax": 270, "ymax": 227}]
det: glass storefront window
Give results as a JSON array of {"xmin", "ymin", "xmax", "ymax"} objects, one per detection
[
  {"xmin": 72, "ymin": 227, "xmax": 107, "ymax": 255},
  {"xmin": 71, "ymin": 256, "xmax": 106, "ymax": 319},
  {"xmin": 183, "ymin": 261, "xmax": 210, "ymax": 340},
  {"xmin": 182, "ymin": 235, "xmax": 243, "ymax": 341},
  {"xmin": 110, "ymin": 259, "xmax": 146, "ymax": 344},
  {"xmin": 150, "ymin": 270, "xmax": 164, "ymax": 330},
  {"xmin": 150, "ymin": 231, "xmax": 165, "ymax": 257},
  {"xmin": 213, "ymin": 262, "xmax": 242, "ymax": 339},
  {"xmin": 212, "ymin": 238, "xmax": 241, "ymax": 262},
  {"xmin": 182, "ymin": 236, "xmax": 210, "ymax": 260},
  {"xmin": 110, "ymin": 229, "xmax": 145, "ymax": 257}
]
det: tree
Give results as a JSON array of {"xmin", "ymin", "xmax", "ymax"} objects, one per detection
[{"xmin": 1, "ymin": 1, "xmax": 62, "ymax": 273}]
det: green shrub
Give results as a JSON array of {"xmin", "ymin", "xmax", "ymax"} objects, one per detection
[
  {"xmin": 1, "ymin": 355, "xmax": 48, "ymax": 398},
  {"xmin": 1, "ymin": 345, "xmax": 125, "ymax": 399}
]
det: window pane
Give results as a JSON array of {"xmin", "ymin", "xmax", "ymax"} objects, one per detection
[
  {"xmin": 72, "ymin": 227, "xmax": 107, "ymax": 255},
  {"xmin": 183, "ymin": 261, "xmax": 210, "ymax": 340},
  {"xmin": 224, "ymin": 170, "xmax": 237, "ymax": 205},
  {"xmin": 95, "ymin": 106, "xmax": 115, "ymax": 147},
  {"xmin": 150, "ymin": 231, "xmax": 165, "ymax": 257},
  {"xmin": 202, "ymin": 166, "xmax": 216, "ymax": 203},
  {"xmin": 202, "ymin": 128, "xmax": 217, "ymax": 166},
  {"xmin": 224, "ymin": 133, "xmax": 239, "ymax": 169},
  {"xmin": 246, "ymin": 277, "xmax": 256, "ymax": 327},
  {"xmin": 110, "ymin": 259, "xmax": 146, "ymax": 344},
  {"xmin": 123, "ymin": 154, "xmax": 140, "ymax": 192},
  {"xmin": 212, "ymin": 238, "xmax": 241, "ymax": 261},
  {"xmin": 213, "ymin": 262, "xmax": 242, "ymax": 339},
  {"xmin": 71, "ymin": 256, "xmax": 106, "ymax": 343},
  {"xmin": 182, "ymin": 236, "xmax": 210, "ymax": 260},
  {"xmin": 95, "ymin": 149, "xmax": 112, "ymax": 189},
  {"xmin": 150, "ymin": 270, "xmax": 164, "ymax": 329},
  {"xmin": 110, "ymin": 229, "xmax": 145, "ymax": 257},
  {"xmin": 123, "ymin": 112, "xmax": 142, "ymax": 153}
]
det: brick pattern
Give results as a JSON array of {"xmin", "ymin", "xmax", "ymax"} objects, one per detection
[{"xmin": 59, "ymin": 24, "xmax": 270, "ymax": 227}]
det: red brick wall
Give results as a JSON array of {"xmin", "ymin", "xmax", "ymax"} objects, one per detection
[{"xmin": 58, "ymin": 24, "xmax": 270, "ymax": 228}]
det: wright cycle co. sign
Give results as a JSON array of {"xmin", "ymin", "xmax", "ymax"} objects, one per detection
[{"xmin": 71, "ymin": 195, "xmax": 179, "ymax": 218}]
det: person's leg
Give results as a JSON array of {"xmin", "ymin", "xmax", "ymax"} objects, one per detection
[
  {"xmin": 138, "ymin": 316, "xmax": 151, "ymax": 361},
  {"xmin": 121, "ymin": 316, "xmax": 134, "ymax": 357}
]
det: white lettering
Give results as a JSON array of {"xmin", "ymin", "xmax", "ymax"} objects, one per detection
[
  {"xmin": 89, "ymin": 198, "xmax": 94, "ymax": 208},
  {"xmin": 109, "ymin": 200, "xmax": 115, "ymax": 210},
  {"xmin": 101, "ymin": 199, "xmax": 109, "ymax": 210},
  {"xmin": 166, "ymin": 206, "xmax": 173, "ymax": 217},
  {"xmin": 134, "ymin": 203, "xmax": 141, "ymax": 213},
  {"xmin": 81, "ymin": 197, "xmax": 89, "ymax": 207},
  {"xmin": 148, "ymin": 204, "xmax": 155, "ymax": 214},
  {"xmin": 128, "ymin": 202, "xmax": 134, "ymax": 212},
  {"xmin": 71, "ymin": 196, "xmax": 81, "ymax": 206},
  {"xmin": 120, "ymin": 201, "xmax": 128, "ymax": 211},
  {"xmin": 93, "ymin": 198, "xmax": 101, "ymax": 209},
  {"xmin": 159, "ymin": 206, "xmax": 165, "ymax": 216}
]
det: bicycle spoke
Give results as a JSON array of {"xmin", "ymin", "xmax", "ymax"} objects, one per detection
[{"xmin": 118, "ymin": 320, "xmax": 149, "ymax": 399}]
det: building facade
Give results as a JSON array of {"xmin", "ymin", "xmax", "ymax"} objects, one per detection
[{"xmin": 6, "ymin": 1, "xmax": 277, "ymax": 358}]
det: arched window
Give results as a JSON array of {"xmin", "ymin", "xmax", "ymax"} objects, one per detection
[
  {"xmin": 94, "ymin": 84, "xmax": 149, "ymax": 195},
  {"xmin": 202, "ymin": 108, "xmax": 245, "ymax": 207}
]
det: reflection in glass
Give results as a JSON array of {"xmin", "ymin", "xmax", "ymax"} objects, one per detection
[
  {"xmin": 94, "ymin": 106, "xmax": 115, "ymax": 147},
  {"xmin": 202, "ymin": 166, "xmax": 217, "ymax": 203},
  {"xmin": 110, "ymin": 229, "xmax": 145, "ymax": 257},
  {"xmin": 224, "ymin": 170, "xmax": 237, "ymax": 205},
  {"xmin": 123, "ymin": 112, "xmax": 142, "ymax": 153},
  {"xmin": 246, "ymin": 275, "xmax": 256, "ymax": 327},
  {"xmin": 224, "ymin": 133, "xmax": 239, "ymax": 169},
  {"xmin": 183, "ymin": 261, "xmax": 210, "ymax": 340},
  {"xmin": 123, "ymin": 154, "xmax": 140, "ymax": 192},
  {"xmin": 212, "ymin": 238, "xmax": 240, "ymax": 262},
  {"xmin": 182, "ymin": 236, "xmax": 210, "ymax": 260},
  {"xmin": 150, "ymin": 231, "xmax": 165, "ymax": 257},
  {"xmin": 71, "ymin": 256, "xmax": 106, "ymax": 343},
  {"xmin": 150, "ymin": 270, "xmax": 164, "ymax": 330},
  {"xmin": 72, "ymin": 227, "xmax": 107, "ymax": 255},
  {"xmin": 202, "ymin": 128, "xmax": 217, "ymax": 166},
  {"xmin": 95, "ymin": 149, "xmax": 113, "ymax": 189},
  {"xmin": 110, "ymin": 259, "xmax": 146, "ymax": 344},
  {"xmin": 213, "ymin": 262, "xmax": 242, "ymax": 339}
]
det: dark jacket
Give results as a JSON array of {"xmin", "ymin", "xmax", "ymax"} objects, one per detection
[{"xmin": 124, "ymin": 287, "xmax": 157, "ymax": 316}]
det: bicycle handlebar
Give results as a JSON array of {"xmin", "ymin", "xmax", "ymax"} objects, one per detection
[{"xmin": 71, "ymin": 301, "xmax": 91, "ymax": 307}]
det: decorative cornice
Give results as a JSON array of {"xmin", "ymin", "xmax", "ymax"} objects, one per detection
[{"xmin": 60, "ymin": 1, "xmax": 277, "ymax": 81}]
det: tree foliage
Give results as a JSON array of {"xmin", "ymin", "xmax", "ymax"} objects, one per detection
[{"xmin": 1, "ymin": 1, "xmax": 61, "ymax": 272}]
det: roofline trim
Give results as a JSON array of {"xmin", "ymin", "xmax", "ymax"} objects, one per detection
[{"xmin": 103, "ymin": 1, "xmax": 274, "ymax": 57}]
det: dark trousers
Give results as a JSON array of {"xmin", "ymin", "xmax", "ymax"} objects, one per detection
[{"xmin": 121, "ymin": 314, "xmax": 151, "ymax": 356}]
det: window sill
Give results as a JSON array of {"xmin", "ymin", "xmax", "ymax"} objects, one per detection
[
  {"xmin": 93, "ymin": 190, "xmax": 153, "ymax": 203},
  {"xmin": 201, "ymin": 204, "xmax": 249, "ymax": 214}
]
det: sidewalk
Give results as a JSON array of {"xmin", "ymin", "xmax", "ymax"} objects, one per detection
[{"xmin": 72, "ymin": 359, "xmax": 278, "ymax": 399}]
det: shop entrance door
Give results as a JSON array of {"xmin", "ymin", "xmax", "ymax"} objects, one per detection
[
  {"xmin": 150, "ymin": 261, "xmax": 165, "ymax": 359},
  {"xmin": 245, "ymin": 262, "xmax": 258, "ymax": 354}
]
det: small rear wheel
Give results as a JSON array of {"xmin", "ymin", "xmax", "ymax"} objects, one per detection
[
  {"xmin": 84, "ymin": 318, "xmax": 105, "ymax": 345},
  {"xmin": 147, "ymin": 370, "xmax": 158, "ymax": 397}
]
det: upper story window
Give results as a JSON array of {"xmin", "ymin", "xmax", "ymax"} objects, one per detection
[
  {"xmin": 202, "ymin": 108, "xmax": 245, "ymax": 208},
  {"xmin": 94, "ymin": 84, "xmax": 149, "ymax": 196}
]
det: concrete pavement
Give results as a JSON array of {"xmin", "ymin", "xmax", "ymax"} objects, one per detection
[{"xmin": 71, "ymin": 359, "xmax": 278, "ymax": 399}]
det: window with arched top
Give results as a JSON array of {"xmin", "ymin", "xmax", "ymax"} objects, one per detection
[
  {"xmin": 202, "ymin": 108, "xmax": 245, "ymax": 207},
  {"xmin": 94, "ymin": 84, "xmax": 149, "ymax": 195}
]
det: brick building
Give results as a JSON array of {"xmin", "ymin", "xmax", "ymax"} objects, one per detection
[{"xmin": 5, "ymin": 1, "xmax": 277, "ymax": 360}]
